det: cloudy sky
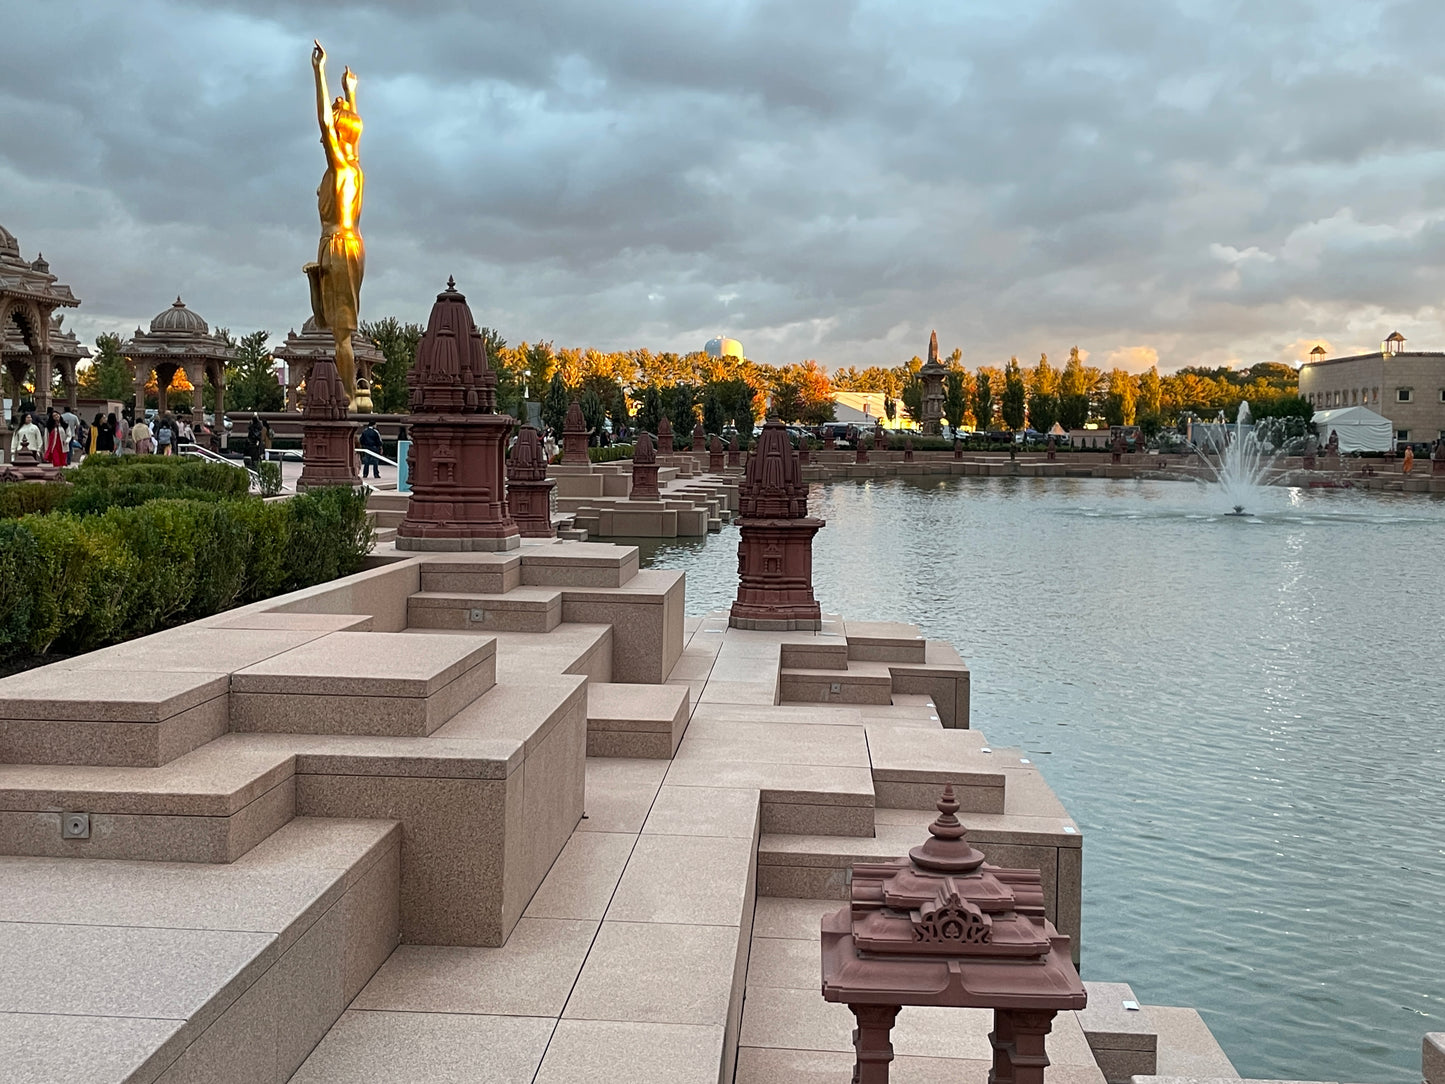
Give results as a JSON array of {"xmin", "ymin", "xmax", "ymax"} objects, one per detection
[{"xmin": 4, "ymin": 0, "xmax": 1445, "ymax": 373}]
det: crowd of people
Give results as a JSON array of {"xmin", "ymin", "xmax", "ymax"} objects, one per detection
[{"xmin": 7, "ymin": 405, "xmax": 212, "ymax": 464}]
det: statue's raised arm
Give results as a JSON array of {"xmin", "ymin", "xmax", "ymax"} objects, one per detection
[{"xmin": 312, "ymin": 40, "xmax": 342, "ymax": 167}]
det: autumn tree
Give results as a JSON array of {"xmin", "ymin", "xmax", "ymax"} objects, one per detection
[
  {"xmin": 943, "ymin": 369, "xmax": 969, "ymax": 433},
  {"xmin": 1058, "ymin": 347, "xmax": 1091, "ymax": 430},
  {"xmin": 1103, "ymin": 368, "xmax": 1138, "ymax": 427},
  {"xmin": 79, "ymin": 332, "xmax": 133, "ymax": 402},
  {"xmin": 1001, "ymin": 357, "xmax": 1027, "ymax": 434},
  {"xmin": 973, "ymin": 368, "xmax": 995, "ymax": 430}
]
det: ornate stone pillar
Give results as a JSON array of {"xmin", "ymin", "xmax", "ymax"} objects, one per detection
[
  {"xmin": 34, "ymin": 348, "xmax": 53, "ymax": 412},
  {"xmin": 396, "ymin": 278, "xmax": 520, "ymax": 551},
  {"xmin": 729, "ymin": 419, "xmax": 823, "ymax": 631},
  {"xmin": 214, "ymin": 374, "xmax": 228, "ymax": 450},
  {"xmin": 992, "ymin": 1009, "xmax": 1056, "ymax": 1084},
  {"xmin": 187, "ymin": 360, "xmax": 205, "ymax": 417},
  {"xmin": 709, "ymin": 433, "xmax": 725, "ymax": 472},
  {"xmin": 856, "ymin": 434, "xmax": 869, "ymax": 464},
  {"xmin": 296, "ymin": 356, "xmax": 362, "ymax": 490},
  {"xmin": 657, "ymin": 415, "xmax": 673, "ymax": 454},
  {"xmin": 848, "ymin": 1004, "xmax": 899, "ymax": 1084},
  {"xmin": 133, "ymin": 363, "xmax": 148, "ymax": 421},
  {"xmin": 726, "ymin": 434, "xmax": 740, "ymax": 468},
  {"xmin": 561, "ymin": 401, "xmax": 590, "ymax": 465},
  {"xmin": 903, "ymin": 436, "xmax": 914, "ymax": 462},
  {"xmin": 506, "ymin": 425, "xmax": 556, "ymax": 537},
  {"xmin": 692, "ymin": 423, "xmax": 704, "ymax": 452},
  {"xmin": 630, "ymin": 430, "xmax": 661, "ymax": 500}
]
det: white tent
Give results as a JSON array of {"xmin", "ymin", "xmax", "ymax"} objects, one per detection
[{"xmin": 1311, "ymin": 405, "xmax": 1393, "ymax": 453}]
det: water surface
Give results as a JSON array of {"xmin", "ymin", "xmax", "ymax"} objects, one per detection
[{"xmin": 635, "ymin": 476, "xmax": 1445, "ymax": 1083}]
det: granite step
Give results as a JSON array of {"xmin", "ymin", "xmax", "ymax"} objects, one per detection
[
  {"xmin": 843, "ymin": 620, "xmax": 928, "ymax": 663},
  {"xmin": 406, "ymin": 587, "xmax": 565, "ymax": 633},
  {"xmin": 778, "ymin": 639, "xmax": 849, "ymax": 671},
  {"xmin": 585, "ymin": 682, "xmax": 690, "ymax": 759},
  {"xmin": 778, "ymin": 662, "xmax": 894, "ymax": 705},
  {"xmin": 0, "ymin": 816, "xmax": 401, "ymax": 1084}
]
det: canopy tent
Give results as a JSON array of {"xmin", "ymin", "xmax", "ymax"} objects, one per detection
[{"xmin": 1311, "ymin": 405, "xmax": 1393, "ymax": 453}]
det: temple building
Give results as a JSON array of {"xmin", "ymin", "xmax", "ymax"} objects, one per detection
[
  {"xmin": 0, "ymin": 223, "xmax": 83, "ymax": 410},
  {"xmin": 1298, "ymin": 333, "xmax": 1445, "ymax": 445},
  {"xmin": 124, "ymin": 298, "xmax": 235, "ymax": 420},
  {"xmin": 275, "ymin": 316, "xmax": 383, "ymax": 411}
]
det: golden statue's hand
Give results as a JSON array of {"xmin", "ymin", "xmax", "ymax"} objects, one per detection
[
  {"xmin": 312, "ymin": 39, "xmax": 326, "ymax": 68},
  {"xmin": 342, "ymin": 66, "xmax": 357, "ymax": 95}
]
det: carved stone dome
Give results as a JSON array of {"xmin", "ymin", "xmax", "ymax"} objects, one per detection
[
  {"xmin": 150, "ymin": 296, "xmax": 209, "ymax": 335},
  {"xmin": 0, "ymin": 223, "xmax": 19, "ymax": 259}
]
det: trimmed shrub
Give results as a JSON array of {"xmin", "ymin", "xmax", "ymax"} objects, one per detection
[
  {"xmin": 71, "ymin": 455, "xmax": 251, "ymax": 498},
  {"xmin": 0, "ymin": 522, "xmax": 40, "ymax": 657},
  {"xmin": 588, "ymin": 444, "xmax": 635, "ymax": 463},
  {"xmin": 0, "ymin": 484, "xmax": 373, "ymax": 665},
  {"xmin": 0, "ymin": 482, "xmax": 74, "ymax": 519},
  {"xmin": 256, "ymin": 460, "xmax": 283, "ymax": 497}
]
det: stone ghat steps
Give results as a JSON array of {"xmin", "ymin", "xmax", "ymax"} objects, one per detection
[
  {"xmin": 0, "ymin": 675, "xmax": 586, "ymax": 869},
  {"xmin": 407, "ymin": 587, "xmax": 564, "ymax": 633},
  {"xmin": 776, "ymin": 641, "xmax": 970, "ymax": 727},
  {"xmin": 585, "ymin": 682, "xmax": 690, "ymax": 759},
  {"xmin": 1079, "ymin": 981, "xmax": 1239, "ymax": 1083},
  {"xmin": 0, "ymin": 815, "xmax": 401, "ymax": 1084}
]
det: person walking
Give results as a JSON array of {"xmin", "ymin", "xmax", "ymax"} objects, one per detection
[
  {"xmin": 246, "ymin": 414, "xmax": 264, "ymax": 469},
  {"xmin": 61, "ymin": 406, "xmax": 81, "ymax": 464},
  {"xmin": 42, "ymin": 409, "xmax": 67, "ymax": 467},
  {"xmin": 97, "ymin": 413, "xmax": 118, "ymax": 454},
  {"xmin": 133, "ymin": 417, "xmax": 153, "ymax": 455},
  {"xmin": 358, "ymin": 420, "xmax": 383, "ymax": 478},
  {"xmin": 155, "ymin": 415, "xmax": 174, "ymax": 456},
  {"xmin": 10, "ymin": 411, "xmax": 43, "ymax": 458}
]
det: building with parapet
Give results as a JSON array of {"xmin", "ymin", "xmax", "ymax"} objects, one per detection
[
  {"xmin": 1298, "ymin": 332, "xmax": 1445, "ymax": 445},
  {"xmin": 0, "ymin": 222, "xmax": 82, "ymax": 410}
]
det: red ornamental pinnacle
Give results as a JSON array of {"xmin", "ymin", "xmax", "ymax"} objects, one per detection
[
  {"xmin": 692, "ymin": 422, "xmax": 705, "ymax": 453},
  {"xmin": 630, "ymin": 428, "xmax": 661, "ymax": 500},
  {"xmin": 396, "ymin": 277, "xmax": 520, "ymax": 551},
  {"xmin": 297, "ymin": 352, "xmax": 362, "ymax": 489},
  {"xmin": 729, "ymin": 417, "xmax": 823, "ymax": 631},
  {"xmin": 708, "ymin": 432, "xmax": 725, "ymax": 472},
  {"xmin": 657, "ymin": 415, "xmax": 674, "ymax": 454},
  {"xmin": 506, "ymin": 424, "xmax": 556, "ymax": 537},
  {"xmin": 821, "ymin": 784, "xmax": 1086, "ymax": 1084},
  {"xmin": 561, "ymin": 400, "xmax": 590, "ymax": 465}
]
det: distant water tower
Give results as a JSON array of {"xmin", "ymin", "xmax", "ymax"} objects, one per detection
[{"xmin": 705, "ymin": 336, "xmax": 744, "ymax": 359}]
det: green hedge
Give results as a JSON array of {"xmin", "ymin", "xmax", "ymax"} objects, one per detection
[
  {"xmin": 588, "ymin": 444, "xmax": 635, "ymax": 463},
  {"xmin": 0, "ymin": 486, "xmax": 373, "ymax": 663},
  {"xmin": 1, "ymin": 456, "xmax": 253, "ymax": 521}
]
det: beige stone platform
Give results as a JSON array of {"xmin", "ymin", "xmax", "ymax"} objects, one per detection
[{"xmin": 0, "ymin": 533, "xmax": 1217, "ymax": 1084}]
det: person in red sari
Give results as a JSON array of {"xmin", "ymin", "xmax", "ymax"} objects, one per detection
[{"xmin": 43, "ymin": 408, "xmax": 67, "ymax": 468}]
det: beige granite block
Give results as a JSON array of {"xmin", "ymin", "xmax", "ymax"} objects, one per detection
[
  {"xmin": 0, "ymin": 1012, "xmax": 186, "ymax": 1084},
  {"xmin": 779, "ymin": 667, "xmax": 893, "ymax": 705},
  {"xmin": 746, "ymin": 935, "xmax": 818, "ymax": 990},
  {"xmin": 269, "ymin": 894, "xmax": 347, "ymax": 1081},
  {"xmin": 0, "ymin": 667, "xmax": 230, "ymax": 721},
  {"xmin": 295, "ymin": 773, "xmax": 512, "ymax": 946},
  {"xmin": 606, "ymin": 834, "xmax": 754, "ymax": 925},
  {"xmin": 1149, "ymin": 1005, "xmax": 1239, "ymax": 1077},
  {"xmin": 0, "ymin": 691, "xmax": 229, "ymax": 769},
  {"xmin": 735, "ymin": 1047, "xmax": 987, "ymax": 1084},
  {"xmin": 560, "ymin": 570, "xmax": 685, "ymax": 683},
  {"xmin": 586, "ymin": 729, "xmax": 675, "ymax": 758},
  {"xmin": 267, "ymin": 559, "xmax": 422, "ymax": 634},
  {"xmin": 536, "ymin": 1020, "xmax": 724, "ymax": 1084},
  {"xmin": 675, "ymin": 718, "xmax": 869, "ymax": 768},
  {"xmin": 340, "ymin": 839, "xmax": 401, "ymax": 1003},
  {"xmin": 518, "ymin": 694, "xmax": 588, "ymax": 903},
  {"xmin": 354, "ymin": 917, "xmax": 597, "ymax": 1016},
  {"xmin": 579, "ymin": 756, "xmax": 667, "ymax": 833},
  {"xmin": 430, "ymin": 674, "xmax": 586, "ymax": 756},
  {"xmin": 756, "ymin": 863, "xmax": 849, "ymax": 899},
  {"xmin": 207, "ymin": 612, "xmax": 375, "ymax": 633},
  {"xmin": 872, "ymin": 779, "xmax": 1004, "ymax": 813},
  {"xmin": 60, "ymin": 628, "xmax": 326, "ymax": 675},
  {"xmin": 233, "ymin": 632, "xmax": 493, "ymax": 697},
  {"xmin": 289, "ymin": 1010, "xmax": 553, "ymax": 1083},
  {"xmin": 738, "ymin": 984, "xmax": 853, "ymax": 1052},
  {"xmin": 524, "ymin": 831, "xmax": 636, "ymax": 920},
  {"xmin": 759, "ymin": 799, "xmax": 874, "ymax": 837},
  {"xmin": 1428, "ymin": 1033, "xmax": 1445, "ymax": 1084},
  {"xmin": 151, "ymin": 971, "xmax": 277, "ymax": 1084},
  {"xmin": 564, "ymin": 920, "xmax": 741, "ymax": 1025},
  {"xmin": 663, "ymin": 759, "xmax": 875, "ymax": 805},
  {"xmin": 521, "ymin": 545, "xmax": 641, "ymax": 588},
  {"xmin": 643, "ymin": 785, "xmax": 759, "ymax": 839}
]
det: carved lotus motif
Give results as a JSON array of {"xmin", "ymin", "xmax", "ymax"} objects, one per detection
[{"xmin": 913, "ymin": 885, "xmax": 991, "ymax": 945}]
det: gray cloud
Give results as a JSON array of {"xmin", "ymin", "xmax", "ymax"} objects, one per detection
[{"xmin": 3, "ymin": 0, "xmax": 1445, "ymax": 371}]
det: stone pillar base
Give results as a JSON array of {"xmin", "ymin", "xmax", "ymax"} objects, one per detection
[
  {"xmin": 297, "ymin": 419, "xmax": 362, "ymax": 490},
  {"xmin": 395, "ymin": 533, "xmax": 522, "ymax": 551},
  {"xmin": 728, "ymin": 611, "xmax": 822, "ymax": 632}
]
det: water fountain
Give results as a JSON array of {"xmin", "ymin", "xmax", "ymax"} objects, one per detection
[{"xmin": 1196, "ymin": 401, "xmax": 1278, "ymax": 514}]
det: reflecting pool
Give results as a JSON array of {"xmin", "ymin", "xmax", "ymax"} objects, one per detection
[{"xmin": 635, "ymin": 475, "xmax": 1445, "ymax": 1083}]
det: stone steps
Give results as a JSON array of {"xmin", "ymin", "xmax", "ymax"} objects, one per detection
[
  {"xmin": 843, "ymin": 619, "xmax": 928, "ymax": 662},
  {"xmin": 0, "ymin": 816, "xmax": 401, "ymax": 1084},
  {"xmin": 585, "ymin": 682, "xmax": 690, "ymax": 759},
  {"xmin": 407, "ymin": 587, "xmax": 564, "ymax": 633},
  {"xmin": 777, "ymin": 662, "xmax": 894, "ymax": 705}
]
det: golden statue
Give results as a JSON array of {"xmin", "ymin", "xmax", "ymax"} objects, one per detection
[{"xmin": 303, "ymin": 39, "xmax": 365, "ymax": 407}]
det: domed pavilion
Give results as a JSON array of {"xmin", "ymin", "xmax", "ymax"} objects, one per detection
[
  {"xmin": 274, "ymin": 316, "xmax": 382, "ymax": 411},
  {"xmin": 0, "ymin": 223, "xmax": 82, "ymax": 411},
  {"xmin": 124, "ymin": 297, "xmax": 235, "ymax": 421},
  {"xmin": 2, "ymin": 315, "xmax": 89, "ymax": 412}
]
